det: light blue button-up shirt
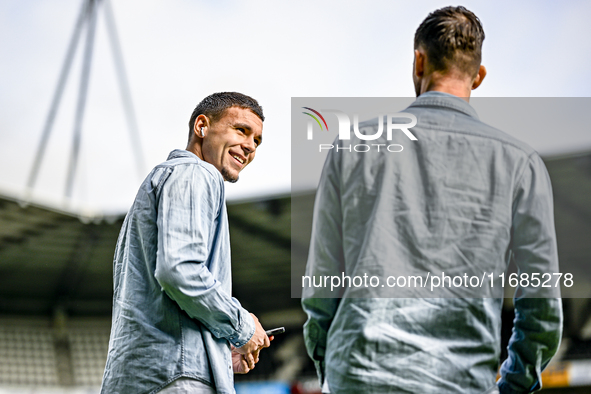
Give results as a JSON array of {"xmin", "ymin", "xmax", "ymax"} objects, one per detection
[
  {"xmin": 101, "ymin": 149, "xmax": 255, "ymax": 394},
  {"xmin": 302, "ymin": 92, "xmax": 562, "ymax": 394}
]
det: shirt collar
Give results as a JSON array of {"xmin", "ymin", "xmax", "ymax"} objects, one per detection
[
  {"xmin": 409, "ymin": 91, "xmax": 479, "ymax": 119},
  {"xmin": 167, "ymin": 149, "xmax": 199, "ymax": 161}
]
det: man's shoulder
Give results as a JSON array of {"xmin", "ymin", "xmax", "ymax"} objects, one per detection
[
  {"xmin": 401, "ymin": 100, "xmax": 538, "ymax": 159},
  {"xmin": 157, "ymin": 149, "xmax": 222, "ymax": 181},
  {"xmin": 145, "ymin": 150, "xmax": 224, "ymax": 193},
  {"xmin": 459, "ymin": 115, "xmax": 537, "ymax": 157}
]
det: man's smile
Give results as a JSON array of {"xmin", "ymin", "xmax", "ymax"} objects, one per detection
[{"xmin": 230, "ymin": 152, "xmax": 246, "ymax": 166}]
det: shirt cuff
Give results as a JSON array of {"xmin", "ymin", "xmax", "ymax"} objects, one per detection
[
  {"xmin": 498, "ymin": 379, "xmax": 539, "ymax": 394},
  {"xmin": 226, "ymin": 311, "xmax": 255, "ymax": 348}
]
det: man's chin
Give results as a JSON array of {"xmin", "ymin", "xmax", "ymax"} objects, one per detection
[{"xmin": 222, "ymin": 168, "xmax": 239, "ymax": 183}]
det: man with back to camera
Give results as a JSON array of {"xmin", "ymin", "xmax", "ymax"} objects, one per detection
[
  {"xmin": 101, "ymin": 92, "xmax": 271, "ymax": 394},
  {"xmin": 302, "ymin": 6, "xmax": 562, "ymax": 394}
]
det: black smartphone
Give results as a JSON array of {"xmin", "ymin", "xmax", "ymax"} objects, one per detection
[{"xmin": 265, "ymin": 327, "xmax": 285, "ymax": 336}]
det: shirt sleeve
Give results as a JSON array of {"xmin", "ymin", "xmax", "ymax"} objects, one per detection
[
  {"xmin": 498, "ymin": 153, "xmax": 563, "ymax": 394},
  {"xmin": 153, "ymin": 164, "xmax": 255, "ymax": 348},
  {"xmin": 301, "ymin": 147, "xmax": 344, "ymax": 384}
]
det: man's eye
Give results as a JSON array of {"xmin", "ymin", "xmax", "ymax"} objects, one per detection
[{"xmin": 238, "ymin": 128, "xmax": 246, "ymax": 133}]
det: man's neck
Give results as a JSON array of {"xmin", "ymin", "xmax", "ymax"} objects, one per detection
[
  {"xmin": 186, "ymin": 142, "xmax": 204, "ymax": 161},
  {"xmin": 420, "ymin": 74, "xmax": 473, "ymax": 102}
]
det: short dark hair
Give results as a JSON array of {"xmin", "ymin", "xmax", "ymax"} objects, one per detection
[
  {"xmin": 188, "ymin": 92, "xmax": 265, "ymax": 141},
  {"xmin": 414, "ymin": 6, "xmax": 485, "ymax": 78}
]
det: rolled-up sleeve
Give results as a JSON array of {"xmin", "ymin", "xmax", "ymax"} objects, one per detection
[
  {"xmin": 153, "ymin": 165, "xmax": 255, "ymax": 348},
  {"xmin": 498, "ymin": 153, "xmax": 563, "ymax": 393}
]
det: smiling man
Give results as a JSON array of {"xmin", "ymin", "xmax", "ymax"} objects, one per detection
[
  {"xmin": 191, "ymin": 102, "xmax": 262, "ymax": 183},
  {"xmin": 101, "ymin": 92, "xmax": 270, "ymax": 394}
]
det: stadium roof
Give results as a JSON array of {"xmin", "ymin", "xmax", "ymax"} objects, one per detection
[{"xmin": 0, "ymin": 192, "xmax": 296, "ymax": 323}]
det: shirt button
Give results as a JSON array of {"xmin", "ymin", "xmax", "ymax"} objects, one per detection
[{"xmin": 235, "ymin": 342, "xmax": 240, "ymax": 346}]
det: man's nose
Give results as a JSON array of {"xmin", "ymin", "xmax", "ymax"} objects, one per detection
[{"xmin": 242, "ymin": 137, "xmax": 256, "ymax": 153}]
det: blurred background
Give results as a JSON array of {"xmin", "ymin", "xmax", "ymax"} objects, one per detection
[{"xmin": 1, "ymin": 0, "xmax": 590, "ymax": 392}]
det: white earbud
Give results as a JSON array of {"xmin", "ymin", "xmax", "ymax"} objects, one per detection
[{"xmin": 200, "ymin": 127, "xmax": 204, "ymax": 137}]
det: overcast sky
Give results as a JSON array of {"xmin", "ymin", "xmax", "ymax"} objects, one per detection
[{"xmin": 1, "ymin": 0, "xmax": 590, "ymax": 217}]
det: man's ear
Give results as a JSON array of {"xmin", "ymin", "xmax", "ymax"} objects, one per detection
[
  {"xmin": 471, "ymin": 65, "xmax": 487, "ymax": 90},
  {"xmin": 193, "ymin": 114, "xmax": 209, "ymax": 139},
  {"xmin": 414, "ymin": 49, "xmax": 425, "ymax": 78}
]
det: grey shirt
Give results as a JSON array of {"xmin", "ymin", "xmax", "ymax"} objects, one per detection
[
  {"xmin": 302, "ymin": 92, "xmax": 562, "ymax": 393},
  {"xmin": 101, "ymin": 149, "xmax": 255, "ymax": 394}
]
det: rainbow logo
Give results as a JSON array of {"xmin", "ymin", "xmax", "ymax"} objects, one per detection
[{"xmin": 302, "ymin": 107, "xmax": 329, "ymax": 139}]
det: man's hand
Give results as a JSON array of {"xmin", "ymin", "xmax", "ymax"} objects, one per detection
[
  {"xmin": 235, "ymin": 313, "xmax": 270, "ymax": 355},
  {"xmin": 232, "ymin": 349, "xmax": 252, "ymax": 374}
]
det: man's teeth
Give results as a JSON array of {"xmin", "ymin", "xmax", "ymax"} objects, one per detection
[{"xmin": 233, "ymin": 155, "xmax": 244, "ymax": 164}]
